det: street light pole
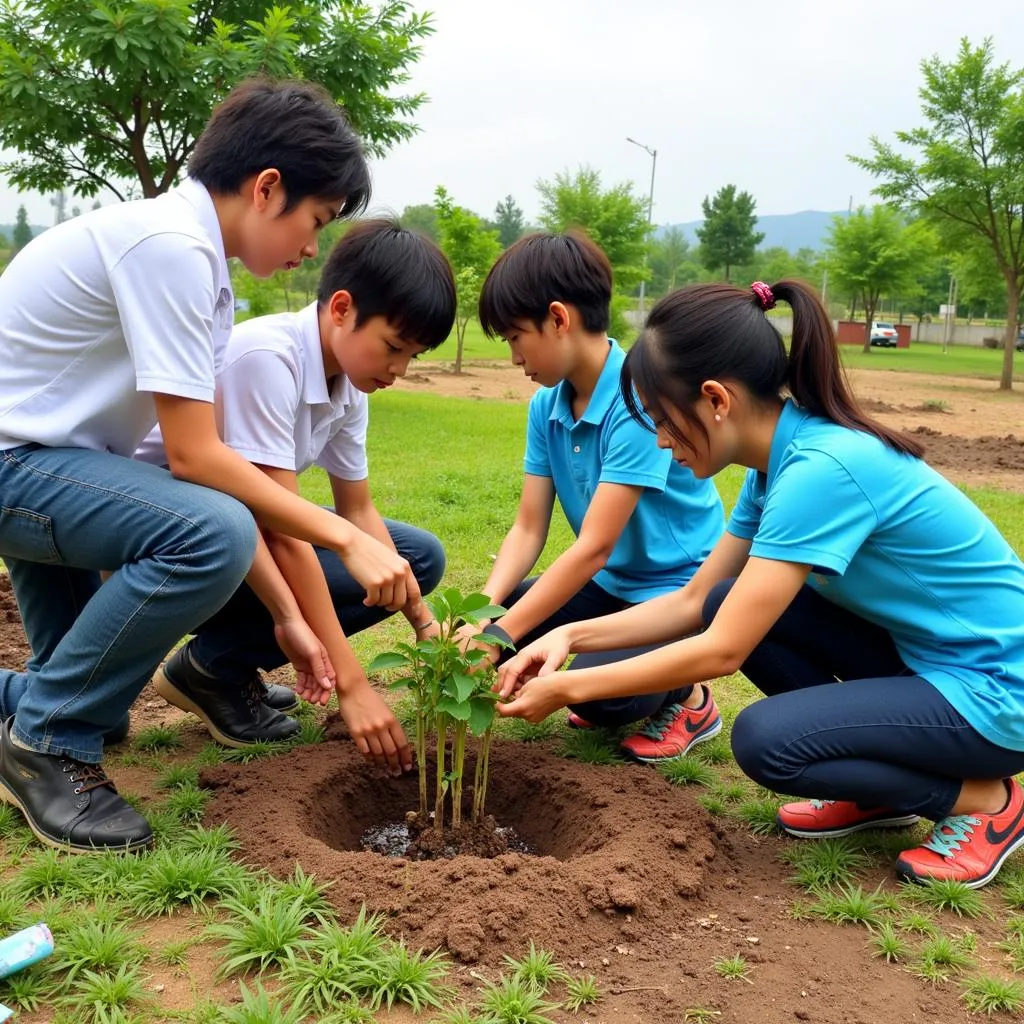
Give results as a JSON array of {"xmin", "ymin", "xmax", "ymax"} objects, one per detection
[{"xmin": 626, "ymin": 136, "xmax": 657, "ymax": 320}]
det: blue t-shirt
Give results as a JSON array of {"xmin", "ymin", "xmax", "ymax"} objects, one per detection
[
  {"xmin": 524, "ymin": 340, "xmax": 723, "ymax": 602},
  {"xmin": 728, "ymin": 400, "xmax": 1024, "ymax": 751}
]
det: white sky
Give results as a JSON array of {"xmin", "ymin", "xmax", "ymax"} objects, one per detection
[{"xmin": 2, "ymin": 0, "xmax": 1021, "ymax": 228}]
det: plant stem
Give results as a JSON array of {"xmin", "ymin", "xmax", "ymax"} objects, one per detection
[
  {"xmin": 416, "ymin": 710, "xmax": 427, "ymax": 818},
  {"xmin": 434, "ymin": 712, "xmax": 447, "ymax": 834},
  {"xmin": 474, "ymin": 729, "xmax": 492, "ymax": 823},
  {"xmin": 472, "ymin": 740, "xmax": 484, "ymax": 824},
  {"xmin": 452, "ymin": 721, "xmax": 467, "ymax": 827}
]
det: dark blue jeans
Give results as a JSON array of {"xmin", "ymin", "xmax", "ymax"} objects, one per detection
[
  {"xmin": 191, "ymin": 519, "xmax": 445, "ymax": 679},
  {"xmin": 504, "ymin": 577, "xmax": 691, "ymax": 728},
  {"xmin": 704, "ymin": 579, "xmax": 1024, "ymax": 820}
]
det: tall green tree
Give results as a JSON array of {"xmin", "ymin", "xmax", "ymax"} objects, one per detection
[
  {"xmin": 695, "ymin": 184, "xmax": 765, "ymax": 282},
  {"xmin": 0, "ymin": 1, "xmax": 433, "ymax": 202},
  {"xmin": 11, "ymin": 203, "xmax": 32, "ymax": 253},
  {"xmin": 825, "ymin": 206, "xmax": 928, "ymax": 352},
  {"xmin": 648, "ymin": 226, "xmax": 693, "ymax": 295},
  {"xmin": 399, "ymin": 202, "xmax": 438, "ymax": 242},
  {"xmin": 433, "ymin": 186, "xmax": 501, "ymax": 374},
  {"xmin": 853, "ymin": 38, "xmax": 1024, "ymax": 388},
  {"xmin": 493, "ymin": 194, "xmax": 525, "ymax": 249}
]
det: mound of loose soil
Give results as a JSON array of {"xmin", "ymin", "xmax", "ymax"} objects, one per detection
[
  {"xmin": 201, "ymin": 720, "xmax": 720, "ymax": 964},
  {"xmin": 0, "ymin": 574, "xmax": 29, "ymax": 668},
  {"xmin": 914, "ymin": 429, "xmax": 1024, "ymax": 474}
]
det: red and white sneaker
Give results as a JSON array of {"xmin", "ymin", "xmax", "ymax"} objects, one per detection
[
  {"xmin": 566, "ymin": 712, "xmax": 594, "ymax": 730},
  {"xmin": 896, "ymin": 779, "xmax": 1024, "ymax": 889},
  {"xmin": 777, "ymin": 800, "xmax": 919, "ymax": 839},
  {"xmin": 620, "ymin": 691, "xmax": 722, "ymax": 762}
]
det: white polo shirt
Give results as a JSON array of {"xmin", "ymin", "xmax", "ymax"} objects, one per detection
[
  {"xmin": 216, "ymin": 302, "xmax": 369, "ymax": 480},
  {"xmin": 0, "ymin": 178, "xmax": 233, "ymax": 457}
]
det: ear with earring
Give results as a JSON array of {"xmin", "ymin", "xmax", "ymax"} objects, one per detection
[{"xmin": 714, "ymin": 414, "xmax": 721, "ymax": 422}]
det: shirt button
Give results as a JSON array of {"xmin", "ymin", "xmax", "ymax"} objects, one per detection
[{"xmin": 573, "ymin": 445, "xmax": 581, "ymax": 453}]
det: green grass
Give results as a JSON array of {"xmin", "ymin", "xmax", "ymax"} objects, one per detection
[{"xmin": 838, "ymin": 339, "xmax": 1024, "ymax": 382}]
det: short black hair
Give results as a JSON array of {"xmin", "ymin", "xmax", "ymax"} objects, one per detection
[
  {"xmin": 478, "ymin": 230, "xmax": 613, "ymax": 337},
  {"xmin": 316, "ymin": 220, "xmax": 456, "ymax": 350},
  {"xmin": 189, "ymin": 78, "xmax": 370, "ymax": 218}
]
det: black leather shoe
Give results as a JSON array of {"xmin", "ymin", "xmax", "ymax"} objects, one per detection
[
  {"xmin": 154, "ymin": 645, "xmax": 299, "ymax": 748},
  {"xmin": 258, "ymin": 679, "xmax": 299, "ymax": 713},
  {"xmin": 103, "ymin": 714, "xmax": 131, "ymax": 747},
  {"xmin": 0, "ymin": 718, "xmax": 153, "ymax": 853}
]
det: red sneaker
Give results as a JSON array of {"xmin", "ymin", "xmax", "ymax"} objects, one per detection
[
  {"xmin": 620, "ymin": 692, "xmax": 722, "ymax": 762},
  {"xmin": 896, "ymin": 779, "xmax": 1024, "ymax": 889},
  {"xmin": 777, "ymin": 800, "xmax": 920, "ymax": 839},
  {"xmin": 566, "ymin": 712, "xmax": 594, "ymax": 730}
]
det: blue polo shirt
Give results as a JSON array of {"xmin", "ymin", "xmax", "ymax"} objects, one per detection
[
  {"xmin": 728, "ymin": 399, "xmax": 1024, "ymax": 750},
  {"xmin": 524, "ymin": 341, "xmax": 723, "ymax": 602}
]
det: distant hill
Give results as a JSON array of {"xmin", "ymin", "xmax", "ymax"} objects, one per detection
[
  {"xmin": 0, "ymin": 222, "xmax": 48, "ymax": 242},
  {"xmin": 660, "ymin": 210, "xmax": 847, "ymax": 253}
]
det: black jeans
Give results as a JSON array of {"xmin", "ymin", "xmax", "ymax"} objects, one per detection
[
  {"xmin": 704, "ymin": 579, "xmax": 1024, "ymax": 820},
  {"xmin": 504, "ymin": 577, "xmax": 690, "ymax": 728},
  {"xmin": 191, "ymin": 519, "xmax": 445, "ymax": 679}
]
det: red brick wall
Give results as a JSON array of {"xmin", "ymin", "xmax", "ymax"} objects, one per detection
[{"xmin": 835, "ymin": 320, "xmax": 911, "ymax": 348}]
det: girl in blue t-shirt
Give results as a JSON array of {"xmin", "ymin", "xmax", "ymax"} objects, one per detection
[{"xmin": 496, "ymin": 278, "xmax": 1024, "ymax": 889}]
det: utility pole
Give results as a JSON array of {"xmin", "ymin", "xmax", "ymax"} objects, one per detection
[{"xmin": 626, "ymin": 137, "xmax": 657, "ymax": 320}]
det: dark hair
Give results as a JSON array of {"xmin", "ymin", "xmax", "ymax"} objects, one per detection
[
  {"xmin": 622, "ymin": 279, "xmax": 923, "ymax": 458},
  {"xmin": 478, "ymin": 230, "xmax": 612, "ymax": 337},
  {"xmin": 189, "ymin": 78, "xmax": 371, "ymax": 217},
  {"xmin": 316, "ymin": 220, "xmax": 456, "ymax": 350}
]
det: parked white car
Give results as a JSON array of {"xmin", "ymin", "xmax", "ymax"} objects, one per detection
[{"xmin": 870, "ymin": 321, "xmax": 899, "ymax": 347}]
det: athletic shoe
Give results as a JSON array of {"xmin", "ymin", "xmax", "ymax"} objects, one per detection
[
  {"xmin": 258, "ymin": 679, "xmax": 300, "ymax": 713},
  {"xmin": 620, "ymin": 690, "xmax": 722, "ymax": 762},
  {"xmin": 777, "ymin": 799, "xmax": 920, "ymax": 839},
  {"xmin": 0, "ymin": 717, "xmax": 152, "ymax": 853},
  {"xmin": 566, "ymin": 712, "xmax": 594, "ymax": 730},
  {"xmin": 896, "ymin": 778, "xmax": 1024, "ymax": 888},
  {"xmin": 154, "ymin": 644, "xmax": 299, "ymax": 748}
]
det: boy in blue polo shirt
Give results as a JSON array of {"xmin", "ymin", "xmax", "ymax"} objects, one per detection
[{"xmin": 472, "ymin": 232, "xmax": 724, "ymax": 761}]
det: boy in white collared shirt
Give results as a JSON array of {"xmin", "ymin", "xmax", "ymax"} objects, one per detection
[
  {"xmin": 0, "ymin": 80, "xmax": 419, "ymax": 855},
  {"xmin": 155, "ymin": 221, "xmax": 453, "ymax": 770}
]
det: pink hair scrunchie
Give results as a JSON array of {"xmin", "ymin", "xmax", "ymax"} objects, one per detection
[{"xmin": 751, "ymin": 281, "xmax": 776, "ymax": 311}]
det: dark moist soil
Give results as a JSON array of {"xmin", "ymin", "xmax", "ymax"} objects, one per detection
[{"xmin": 909, "ymin": 428, "xmax": 1024, "ymax": 474}]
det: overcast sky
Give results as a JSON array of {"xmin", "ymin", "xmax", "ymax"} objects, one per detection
[{"xmin": 2, "ymin": 0, "xmax": 1022, "ymax": 229}]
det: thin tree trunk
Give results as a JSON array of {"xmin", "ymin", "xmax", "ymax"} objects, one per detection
[
  {"xmin": 862, "ymin": 293, "xmax": 875, "ymax": 354},
  {"xmin": 1000, "ymin": 277, "xmax": 1019, "ymax": 391},
  {"xmin": 454, "ymin": 320, "xmax": 466, "ymax": 374}
]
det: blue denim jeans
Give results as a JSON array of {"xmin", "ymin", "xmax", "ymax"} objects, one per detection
[
  {"xmin": 190, "ymin": 519, "xmax": 446, "ymax": 678},
  {"xmin": 704, "ymin": 579, "xmax": 1024, "ymax": 820},
  {"xmin": 0, "ymin": 445, "xmax": 257, "ymax": 762},
  {"xmin": 503, "ymin": 577, "xmax": 690, "ymax": 728}
]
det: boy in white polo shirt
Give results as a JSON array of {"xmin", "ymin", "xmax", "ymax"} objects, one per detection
[
  {"xmin": 0, "ymin": 79, "xmax": 420, "ymax": 854},
  {"xmin": 155, "ymin": 221, "xmax": 453, "ymax": 771}
]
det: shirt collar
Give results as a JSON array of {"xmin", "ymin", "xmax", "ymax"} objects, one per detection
[
  {"xmin": 169, "ymin": 177, "xmax": 233, "ymax": 308},
  {"xmin": 549, "ymin": 339, "xmax": 623, "ymax": 426},
  {"xmin": 765, "ymin": 398, "xmax": 809, "ymax": 489},
  {"xmin": 298, "ymin": 302, "xmax": 331, "ymax": 404}
]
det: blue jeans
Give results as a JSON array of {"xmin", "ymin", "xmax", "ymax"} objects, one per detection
[
  {"xmin": 0, "ymin": 445, "xmax": 257, "ymax": 762},
  {"xmin": 705, "ymin": 579, "xmax": 1024, "ymax": 820},
  {"xmin": 504, "ymin": 577, "xmax": 690, "ymax": 728},
  {"xmin": 190, "ymin": 519, "xmax": 446, "ymax": 678}
]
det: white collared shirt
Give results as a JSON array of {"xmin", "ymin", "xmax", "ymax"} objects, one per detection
[
  {"xmin": 0, "ymin": 178, "xmax": 233, "ymax": 456},
  {"xmin": 215, "ymin": 302, "xmax": 369, "ymax": 480}
]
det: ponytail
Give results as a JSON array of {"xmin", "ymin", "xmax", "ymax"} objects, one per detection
[
  {"xmin": 622, "ymin": 279, "xmax": 922, "ymax": 459},
  {"xmin": 773, "ymin": 280, "xmax": 922, "ymax": 457}
]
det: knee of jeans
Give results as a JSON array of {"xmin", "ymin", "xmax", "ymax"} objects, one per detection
[
  {"xmin": 197, "ymin": 493, "xmax": 258, "ymax": 583},
  {"xmin": 413, "ymin": 532, "xmax": 446, "ymax": 596},
  {"xmin": 701, "ymin": 577, "xmax": 736, "ymax": 629},
  {"xmin": 730, "ymin": 703, "xmax": 788, "ymax": 789}
]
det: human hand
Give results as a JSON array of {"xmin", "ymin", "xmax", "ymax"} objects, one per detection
[
  {"xmin": 454, "ymin": 622, "xmax": 500, "ymax": 665},
  {"xmin": 339, "ymin": 530, "xmax": 421, "ymax": 611},
  {"xmin": 274, "ymin": 618, "xmax": 335, "ymax": 706},
  {"xmin": 494, "ymin": 627, "xmax": 572, "ymax": 699},
  {"xmin": 496, "ymin": 674, "xmax": 570, "ymax": 724},
  {"xmin": 338, "ymin": 680, "xmax": 414, "ymax": 776}
]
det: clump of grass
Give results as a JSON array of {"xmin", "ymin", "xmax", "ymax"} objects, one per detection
[
  {"xmin": 157, "ymin": 939, "xmax": 196, "ymax": 968},
  {"xmin": 194, "ymin": 742, "xmax": 228, "ymax": 766},
  {"xmin": 0, "ymin": 964, "xmax": 57, "ymax": 1014},
  {"xmin": 1007, "ymin": 915, "xmax": 1024, "ymax": 939},
  {"xmin": 495, "ymin": 716, "xmax": 561, "ymax": 742},
  {"xmin": 218, "ymin": 980, "xmax": 307, "ymax": 1024},
  {"xmin": 158, "ymin": 764, "xmax": 200, "ymax": 790},
  {"xmin": 657, "ymin": 757, "xmax": 716, "ymax": 788},
  {"xmin": 688, "ymin": 735, "xmax": 732, "ymax": 765},
  {"xmin": 0, "ymin": 802, "xmax": 24, "ymax": 837},
  {"xmin": 60, "ymin": 963, "xmax": 152, "ymax": 1024},
  {"xmin": 708, "ymin": 781, "xmax": 747, "ymax": 803},
  {"xmin": 713, "ymin": 954, "xmax": 752, "ymax": 982},
  {"xmin": 960, "ymin": 975, "xmax": 1024, "ymax": 1015},
  {"xmin": 208, "ymin": 890, "xmax": 316, "ymax": 978},
  {"xmin": 292, "ymin": 719, "xmax": 326, "ymax": 747},
  {"xmin": 783, "ymin": 837, "xmax": 871, "ymax": 891},
  {"xmin": 16, "ymin": 847, "xmax": 77, "ymax": 899},
  {"xmin": 683, "ymin": 1010, "xmax": 721, "ymax": 1023},
  {"xmin": 52, "ymin": 916, "xmax": 148, "ymax": 982},
  {"xmin": 0, "ymin": 889, "xmax": 29, "ymax": 931},
  {"xmin": 222, "ymin": 740, "xmax": 285, "ymax": 763},
  {"xmin": 322, "ymin": 1001, "xmax": 377, "ymax": 1023},
  {"xmin": 127, "ymin": 845, "xmax": 245, "ymax": 916},
  {"xmin": 502, "ymin": 942, "xmax": 568, "ymax": 992},
  {"xmin": 278, "ymin": 949, "xmax": 368, "ymax": 1015},
  {"xmin": 1001, "ymin": 872, "xmax": 1024, "ymax": 910},
  {"xmin": 869, "ymin": 921, "xmax": 910, "ymax": 963},
  {"xmin": 810, "ymin": 883, "xmax": 887, "ymax": 928},
  {"xmin": 901, "ymin": 878, "xmax": 988, "ymax": 918},
  {"xmin": 557, "ymin": 729, "xmax": 622, "ymax": 765},
  {"xmin": 698, "ymin": 794, "xmax": 728, "ymax": 815},
  {"xmin": 911, "ymin": 933, "xmax": 975, "ymax": 984},
  {"xmin": 898, "ymin": 910, "xmax": 939, "ymax": 936},
  {"xmin": 367, "ymin": 941, "xmax": 451, "ymax": 1013},
  {"xmin": 564, "ymin": 974, "xmax": 601, "ymax": 1011},
  {"xmin": 133, "ymin": 723, "xmax": 184, "ymax": 751},
  {"xmin": 478, "ymin": 974, "xmax": 560, "ymax": 1024},
  {"xmin": 174, "ymin": 823, "xmax": 241, "ymax": 856},
  {"xmin": 271, "ymin": 865, "xmax": 335, "ymax": 924},
  {"xmin": 735, "ymin": 797, "xmax": 780, "ymax": 836},
  {"xmin": 921, "ymin": 398, "xmax": 950, "ymax": 412},
  {"xmin": 165, "ymin": 783, "xmax": 211, "ymax": 824},
  {"xmin": 997, "ymin": 933, "xmax": 1024, "ymax": 973}
]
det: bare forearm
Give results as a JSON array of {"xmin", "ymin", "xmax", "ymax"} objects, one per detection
[
  {"xmin": 565, "ymin": 587, "xmax": 703, "ymax": 653},
  {"xmin": 265, "ymin": 534, "xmax": 365, "ymax": 688},
  {"xmin": 246, "ymin": 533, "xmax": 302, "ymax": 624}
]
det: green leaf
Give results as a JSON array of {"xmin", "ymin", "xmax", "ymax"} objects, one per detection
[
  {"xmin": 452, "ymin": 673, "xmax": 475, "ymax": 703},
  {"xmin": 368, "ymin": 652, "xmax": 410, "ymax": 672},
  {"xmin": 462, "ymin": 605, "xmax": 507, "ymax": 624},
  {"xmin": 435, "ymin": 697, "xmax": 471, "ymax": 721},
  {"xmin": 468, "ymin": 697, "xmax": 496, "ymax": 737}
]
